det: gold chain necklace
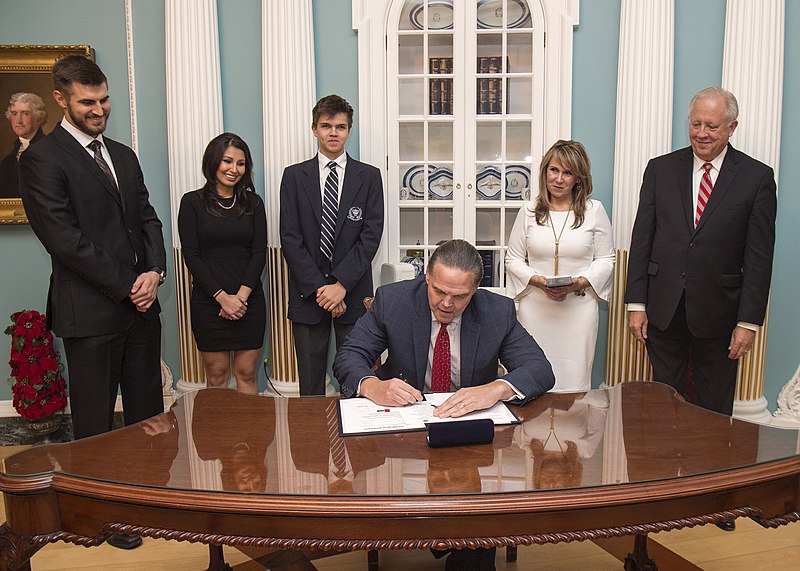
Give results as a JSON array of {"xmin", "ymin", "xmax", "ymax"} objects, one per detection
[{"xmin": 547, "ymin": 210, "xmax": 571, "ymax": 275}]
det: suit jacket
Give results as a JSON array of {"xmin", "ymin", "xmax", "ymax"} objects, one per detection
[
  {"xmin": 333, "ymin": 275, "xmax": 555, "ymax": 404},
  {"xmin": 19, "ymin": 123, "xmax": 166, "ymax": 338},
  {"xmin": 279, "ymin": 154, "xmax": 384, "ymax": 325},
  {"xmin": 0, "ymin": 127, "xmax": 45, "ymax": 198},
  {"xmin": 625, "ymin": 145, "xmax": 776, "ymax": 337}
]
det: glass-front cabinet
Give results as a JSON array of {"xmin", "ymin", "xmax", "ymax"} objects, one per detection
[
  {"xmin": 388, "ymin": 0, "xmax": 543, "ymax": 290},
  {"xmin": 354, "ymin": 0, "xmax": 577, "ymax": 292}
]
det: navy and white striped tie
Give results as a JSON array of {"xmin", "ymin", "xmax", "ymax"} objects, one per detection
[{"xmin": 320, "ymin": 161, "xmax": 338, "ymax": 260}]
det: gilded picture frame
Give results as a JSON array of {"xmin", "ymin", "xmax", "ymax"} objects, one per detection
[{"xmin": 0, "ymin": 45, "xmax": 94, "ymax": 224}]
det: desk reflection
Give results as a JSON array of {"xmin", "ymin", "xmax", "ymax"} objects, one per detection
[{"xmin": 190, "ymin": 388, "xmax": 275, "ymax": 492}]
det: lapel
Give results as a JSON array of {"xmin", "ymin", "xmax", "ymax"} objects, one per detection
[
  {"xmin": 52, "ymin": 125, "xmax": 123, "ymax": 211},
  {"xmin": 300, "ymin": 157, "xmax": 322, "ymax": 225},
  {"xmin": 412, "ymin": 282, "xmax": 433, "ymax": 389},
  {"xmin": 678, "ymin": 148, "xmax": 695, "ymax": 231},
  {"xmin": 335, "ymin": 154, "xmax": 361, "ymax": 238},
  {"xmin": 459, "ymin": 301, "xmax": 480, "ymax": 387},
  {"xmin": 694, "ymin": 145, "xmax": 739, "ymax": 234}
]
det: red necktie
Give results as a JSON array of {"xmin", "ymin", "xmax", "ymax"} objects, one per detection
[
  {"xmin": 431, "ymin": 324, "xmax": 451, "ymax": 392},
  {"xmin": 695, "ymin": 162, "xmax": 713, "ymax": 226}
]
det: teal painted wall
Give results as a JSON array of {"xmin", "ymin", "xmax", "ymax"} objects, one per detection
[
  {"xmin": 571, "ymin": 0, "xmax": 620, "ymax": 387},
  {"xmin": 1, "ymin": 0, "xmax": 798, "ymax": 410}
]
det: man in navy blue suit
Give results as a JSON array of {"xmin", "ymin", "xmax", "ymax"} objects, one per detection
[
  {"xmin": 280, "ymin": 95, "xmax": 384, "ymax": 396},
  {"xmin": 334, "ymin": 239, "xmax": 554, "ymax": 419}
]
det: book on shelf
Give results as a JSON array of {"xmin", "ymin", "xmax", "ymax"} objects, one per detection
[
  {"xmin": 429, "ymin": 57, "xmax": 453, "ymax": 115},
  {"xmin": 429, "ymin": 78, "xmax": 453, "ymax": 115},
  {"xmin": 475, "ymin": 56, "xmax": 508, "ymax": 114},
  {"xmin": 430, "ymin": 57, "xmax": 453, "ymax": 74},
  {"xmin": 475, "ymin": 240, "xmax": 497, "ymax": 287}
]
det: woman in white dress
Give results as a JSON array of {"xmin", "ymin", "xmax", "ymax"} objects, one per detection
[{"xmin": 505, "ymin": 140, "xmax": 615, "ymax": 392}]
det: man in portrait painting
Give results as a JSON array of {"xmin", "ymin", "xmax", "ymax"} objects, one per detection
[{"xmin": 0, "ymin": 92, "xmax": 47, "ymax": 197}]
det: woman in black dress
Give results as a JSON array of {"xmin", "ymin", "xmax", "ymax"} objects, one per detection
[{"xmin": 178, "ymin": 133, "xmax": 266, "ymax": 394}]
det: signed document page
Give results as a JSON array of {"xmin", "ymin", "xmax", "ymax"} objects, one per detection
[{"xmin": 337, "ymin": 393, "xmax": 520, "ymax": 436}]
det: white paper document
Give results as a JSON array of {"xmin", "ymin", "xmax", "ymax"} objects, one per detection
[{"xmin": 337, "ymin": 392, "xmax": 520, "ymax": 436}]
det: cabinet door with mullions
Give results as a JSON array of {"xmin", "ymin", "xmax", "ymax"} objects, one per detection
[{"xmin": 387, "ymin": 0, "xmax": 551, "ymax": 290}]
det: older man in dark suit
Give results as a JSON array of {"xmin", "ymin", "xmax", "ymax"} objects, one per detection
[
  {"xmin": 626, "ymin": 86, "xmax": 777, "ymax": 418},
  {"xmin": 280, "ymin": 94, "xmax": 384, "ymax": 396},
  {"xmin": 19, "ymin": 56, "xmax": 166, "ymax": 445},
  {"xmin": 334, "ymin": 239, "xmax": 554, "ymax": 419}
]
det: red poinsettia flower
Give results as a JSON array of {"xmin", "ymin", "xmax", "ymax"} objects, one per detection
[{"xmin": 5, "ymin": 310, "xmax": 67, "ymax": 421}]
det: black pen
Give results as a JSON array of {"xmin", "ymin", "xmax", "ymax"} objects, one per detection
[{"xmin": 398, "ymin": 372, "xmax": 423, "ymax": 404}]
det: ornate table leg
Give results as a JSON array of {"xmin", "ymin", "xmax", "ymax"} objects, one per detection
[
  {"xmin": 0, "ymin": 523, "xmax": 41, "ymax": 571},
  {"xmin": 624, "ymin": 534, "xmax": 657, "ymax": 571},
  {"xmin": 207, "ymin": 544, "xmax": 232, "ymax": 571}
]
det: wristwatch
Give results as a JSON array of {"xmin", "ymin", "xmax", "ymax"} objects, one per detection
[{"xmin": 150, "ymin": 267, "xmax": 166, "ymax": 285}]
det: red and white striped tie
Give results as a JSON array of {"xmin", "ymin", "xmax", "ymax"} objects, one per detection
[{"xmin": 695, "ymin": 162, "xmax": 713, "ymax": 226}]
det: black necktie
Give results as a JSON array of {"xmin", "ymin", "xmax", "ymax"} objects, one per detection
[
  {"xmin": 320, "ymin": 161, "xmax": 338, "ymax": 260},
  {"xmin": 88, "ymin": 140, "xmax": 118, "ymax": 191}
]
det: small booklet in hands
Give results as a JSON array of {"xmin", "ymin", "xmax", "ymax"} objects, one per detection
[{"xmin": 545, "ymin": 275, "xmax": 573, "ymax": 288}]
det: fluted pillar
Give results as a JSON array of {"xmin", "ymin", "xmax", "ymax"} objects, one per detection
[
  {"xmin": 165, "ymin": 0, "xmax": 224, "ymax": 393},
  {"xmin": 722, "ymin": 0, "xmax": 785, "ymax": 423},
  {"xmin": 605, "ymin": 0, "xmax": 674, "ymax": 386},
  {"xmin": 262, "ymin": 0, "xmax": 317, "ymax": 395}
]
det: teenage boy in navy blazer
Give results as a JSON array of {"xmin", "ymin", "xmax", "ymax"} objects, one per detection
[{"xmin": 280, "ymin": 95, "xmax": 384, "ymax": 395}]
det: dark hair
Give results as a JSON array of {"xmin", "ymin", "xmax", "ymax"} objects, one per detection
[
  {"xmin": 428, "ymin": 239, "xmax": 484, "ymax": 288},
  {"xmin": 52, "ymin": 55, "xmax": 107, "ymax": 97},
  {"xmin": 534, "ymin": 139, "xmax": 593, "ymax": 228},
  {"xmin": 200, "ymin": 132, "xmax": 258, "ymax": 217},
  {"xmin": 312, "ymin": 94, "xmax": 353, "ymax": 128}
]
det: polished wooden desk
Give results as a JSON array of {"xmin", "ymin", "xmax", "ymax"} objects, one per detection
[{"xmin": 1, "ymin": 382, "xmax": 799, "ymax": 570}]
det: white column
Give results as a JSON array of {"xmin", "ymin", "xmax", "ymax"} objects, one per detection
[
  {"xmin": 165, "ymin": 0, "xmax": 224, "ymax": 394},
  {"xmin": 262, "ymin": 0, "xmax": 317, "ymax": 395},
  {"xmin": 721, "ymin": 0, "xmax": 785, "ymax": 424},
  {"xmin": 605, "ymin": 0, "xmax": 674, "ymax": 386}
]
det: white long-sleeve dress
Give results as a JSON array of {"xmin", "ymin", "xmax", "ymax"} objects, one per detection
[{"xmin": 505, "ymin": 199, "xmax": 615, "ymax": 392}]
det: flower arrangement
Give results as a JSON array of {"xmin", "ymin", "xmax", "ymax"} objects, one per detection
[{"xmin": 5, "ymin": 310, "xmax": 68, "ymax": 421}]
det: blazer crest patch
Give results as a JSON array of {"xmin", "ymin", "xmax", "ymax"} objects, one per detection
[{"xmin": 347, "ymin": 206, "xmax": 363, "ymax": 221}]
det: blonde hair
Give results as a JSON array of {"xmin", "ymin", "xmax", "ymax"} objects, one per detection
[{"xmin": 534, "ymin": 140, "xmax": 593, "ymax": 228}]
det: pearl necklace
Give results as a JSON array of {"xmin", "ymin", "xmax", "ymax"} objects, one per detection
[{"xmin": 216, "ymin": 193, "xmax": 236, "ymax": 210}]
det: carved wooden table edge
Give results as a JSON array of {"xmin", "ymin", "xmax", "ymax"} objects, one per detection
[
  {"xmin": 12, "ymin": 505, "xmax": 799, "ymax": 554},
  {"xmin": 41, "ymin": 455, "xmax": 800, "ymax": 517}
]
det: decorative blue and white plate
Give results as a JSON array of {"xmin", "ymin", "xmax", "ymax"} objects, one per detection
[
  {"xmin": 401, "ymin": 165, "xmax": 431, "ymax": 200},
  {"xmin": 476, "ymin": 166, "xmax": 502, "ymax": 200},
  {"xmin": 505, "ymin": 164, "xmax": 530, "ymax": 200},
  {"xmin": 428, "ymin": 167, "xmax": 454, "ymax": 199},
  {"xmin": 476, "ymin": 0, "xmax": 531, "ymax": 29},
  {"xmin": 410, "ymin": 1, "xmax": 454, "ymax": 31}
]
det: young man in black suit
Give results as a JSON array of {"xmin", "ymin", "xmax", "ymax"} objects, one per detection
[
  {"xmin": 280, "ymin": 94, "xmax": 384, "ymax": 396},
  {"xmin": 20, "ymin": 56, "xmax": 166, "ymax": 443}
]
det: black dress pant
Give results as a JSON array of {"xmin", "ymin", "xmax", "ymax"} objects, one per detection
[
  {"xmin": 646, "ymin": 294, "xmax": 738, "ymax": 415},
  {"xmin": 292, "ymin": 317, "xmax": 354, "ymax": 396},
  {"xmin": 62, "ymin": 315, "xmax": 163, "ymax": 439}
]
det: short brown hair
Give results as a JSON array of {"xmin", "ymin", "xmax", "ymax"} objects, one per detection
[
  {"xmin": 312, "ymin": 94, "xmax": 353, "ymax": 128},
  {"xmin": 52, "ymin": 55, "xmax": 107, "ymax": 97}
]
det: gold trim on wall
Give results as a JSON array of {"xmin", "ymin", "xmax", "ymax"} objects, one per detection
[
  {"xmin": 267, "ymin": 246, "xmax": 298, "ymax": 383},
  {"xmin": 605, "ymin": 249, "xmax": 654, "ymax": 386},
  {"xmin": 0, "ymin": 45, "xmax": 94, "ymax": 224},
  {"xmin": 174, "ymin": 247, "xmax": 205, "ymax": 385}
]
